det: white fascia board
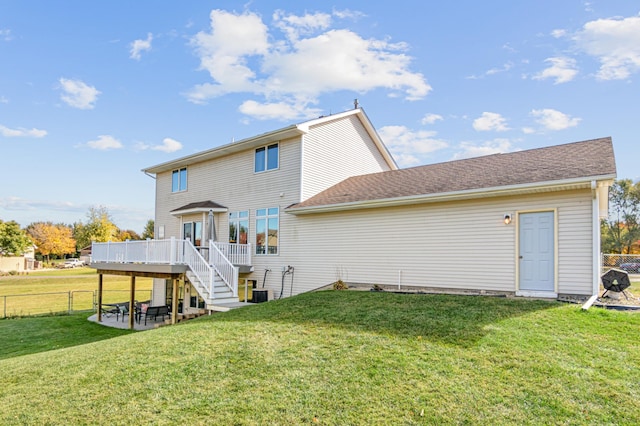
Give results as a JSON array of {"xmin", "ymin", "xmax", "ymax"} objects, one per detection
[
  {"xmin": 170, "ymin": 207, "xmax": 228, "ymax": 216},
  {"xmin": 142, "ymin": 126, "xmax": 303, "ymax": 175},
  {"xmin": 287, "ymin": 174, "xmax": 617, "ymax": 215}
]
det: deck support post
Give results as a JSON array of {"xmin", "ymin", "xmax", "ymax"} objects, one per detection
[
  {"xmin": 129, "ymin": 275, "xmax": 136, "ymax": 330},
  {"xmin": 171, "ymin": 277, "xmax": 179, "ymax": 325},
  {"xmin": 97, "ymin": 273, "xmax": 103, "ymax": 322}
]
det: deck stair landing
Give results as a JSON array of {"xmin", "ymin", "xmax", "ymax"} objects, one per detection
[{"xmin": 185, "ymin": 270, "xmax": 239, "ymax": 307}]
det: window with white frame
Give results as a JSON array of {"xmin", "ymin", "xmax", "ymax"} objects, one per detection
[
  {"xmin": 172, "ymin": 167, "xmax": 187, "ymax": 192},
  {"xmin": 255, "ymin": 207, "xmax": 278, "ymax": 255},
  {"xmin": 229, "ymin": 211, "xmax": 249, "ymax": 244},
  {"xmin": 254, "ymin": 143, "xmax": 279, "ymax": 173}
]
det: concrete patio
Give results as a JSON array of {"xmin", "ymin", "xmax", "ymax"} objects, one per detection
[{"xmin": 87, "ymin": 312, "xmax": 167, "ymax": 331}]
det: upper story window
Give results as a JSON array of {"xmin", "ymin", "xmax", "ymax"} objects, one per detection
[
  {"xmin": 255, "ymin": 143, "xmax": 279, "ymax": 173},
  {"xmin": 172, "ymin": 167, "xmax": 187, "ymax": 192}
]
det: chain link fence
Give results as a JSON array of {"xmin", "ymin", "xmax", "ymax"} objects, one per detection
[
  {"xmin": 0, "ymin": 289, "xmax": 152, "ymax": 319},
  {"xmin": 602, "ymin": 254, "xmax": 640, "ymax": 275}
]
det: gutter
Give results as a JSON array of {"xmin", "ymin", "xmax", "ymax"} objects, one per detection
[{"xmin": 287, "ymin": 174, "xmax": 617, "ymax": 215}]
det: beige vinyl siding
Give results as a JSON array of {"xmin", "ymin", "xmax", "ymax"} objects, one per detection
[
  {"xmin": 301, "ymin": 114, "xmax": 392, "ymax": 201},
  {"xmin": 281, "ymin": 189, "xmax": 594, "ymax": 296},
  {"xmin": 154, "ymin": 135, "xmax": 302, "ymax": 244}
]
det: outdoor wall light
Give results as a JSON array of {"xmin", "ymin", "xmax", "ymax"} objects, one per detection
[{"xmin": 504, "ymin": 213, "xmax": 512, "ymax": 225}]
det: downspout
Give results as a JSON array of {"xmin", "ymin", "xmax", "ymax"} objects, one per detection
[{"xmin": 583, "ymin": 180, "xmax": 601, "ymax": 310}]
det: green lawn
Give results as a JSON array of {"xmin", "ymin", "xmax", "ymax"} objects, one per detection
[
  {"xmin": 0, "ymin": 313, "xmax": 134, "ymax": 360},
  {"xmin": 0, "ymin": 290, "xmax": 638, "ymax": 424},
  {"xmin": 0, "ymin": 268, "xmax": 153, "ymax": 317}
]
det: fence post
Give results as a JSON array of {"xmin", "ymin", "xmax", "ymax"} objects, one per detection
[
  {"xmin": 68, "ymin": 291, "xmax": 72, "ymax": 314},
  {"xmin": 3, "ymin": 296, "xmax": 5, "ymax": 319}
]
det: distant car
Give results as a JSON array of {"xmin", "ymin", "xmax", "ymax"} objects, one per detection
[
  {"xmin": 62, "ymin": 258, "xmax": 85, "ymax": 268},
  {"xmin": 619, "ymin": 260, "xmax": 640, "ymax": 273}
]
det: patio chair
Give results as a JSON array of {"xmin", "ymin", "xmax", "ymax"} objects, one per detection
[
  {"xmin": 119, "ymin": 302, "xmax": 130, "ymax": 322},
  {"xmin": 102, "ymin": 304, "xmax": 120, "ymax": 321}
]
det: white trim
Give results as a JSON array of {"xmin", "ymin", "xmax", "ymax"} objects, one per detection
[
  {"xmin": 142, "ymin": 108, "xmax": 398, "ymax": 175},
  {"xmin": 288, "ymin": 175, "xmax": 616, "ymax": 215},
  {"xmin": 171, "ymin": 207, "xmax": 227, "ymax": 216},
  {"xmin": 592, "ymin": 181, "xmax": 601, "ymax": 296},
  {"xmin": 516, "ymin": 209, "xmax": 558, "ymax": 294},
  {"xmin": 516, "ymin": 290, "xmax": 558, "ymax": 299}
]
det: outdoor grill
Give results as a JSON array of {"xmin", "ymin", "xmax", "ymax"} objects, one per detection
[{"xmin": 601, "ymin": 268, "xmax": 631, "ymax": 300}]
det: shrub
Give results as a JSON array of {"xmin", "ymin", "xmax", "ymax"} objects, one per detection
[{"xmin": 333, "ymin": 279, "xmax": 348, "ymax": 290}]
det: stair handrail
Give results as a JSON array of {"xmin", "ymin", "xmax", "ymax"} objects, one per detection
[
  {"xmin": 209, "ymin": 240, "xmax": 239, "ymax": 297},
  {"xmin": 182, "ymin": 240, "xmax": 213, "ymax": 299}
]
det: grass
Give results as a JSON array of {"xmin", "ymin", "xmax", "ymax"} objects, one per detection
[
  {"xmin": 0, "ymin": 290, "xmax": 639, "ymax": 424},
  {"xmin": 0, "ymin": 268, "xmax": 153, "ymax": 317},
  {"xmin": 0, "ymin": 313, "xmax": 134, "ymax": 360}
]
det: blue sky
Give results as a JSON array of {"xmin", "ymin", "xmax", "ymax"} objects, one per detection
[{"xmin": 1, "ymin": 1, "xmax": 638, "ymax": 233}]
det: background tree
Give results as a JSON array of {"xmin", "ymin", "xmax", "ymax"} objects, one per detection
[
  {"xmin": 73, "ymin": 206, "xmax": 119, "ymax": 250},
  {"xmin": 26, "ymin": 222, "xmax": 76, "ymax": 262},
  {"xmin": 601, "ymin": 179, "xmax": 640, "ymax": 253},
  {"xmin": 116, "ymin": 229, "xmax": 141, "ymax": 241},
  {"xmin": 142, "ymin": 219, "xmax": 154, "ymax": 239},
  {"xmin": 0, "ymin": 220, "xmax": 33, "ymax": 256}
]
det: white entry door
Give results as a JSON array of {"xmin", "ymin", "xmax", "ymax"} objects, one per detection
[{"xmin": 519, "ymin": 212, "xmax": 555, "ymax": 292}]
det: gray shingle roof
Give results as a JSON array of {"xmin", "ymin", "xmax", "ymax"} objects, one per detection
[
  {"xmin": 171, "ymin": 201, "xmax": 227, "ymax": 212},
  {"xmin": 290, "ymin": 137, "xmax": 616, "ymax": 210}
]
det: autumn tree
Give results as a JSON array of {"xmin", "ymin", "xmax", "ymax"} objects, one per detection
[
  {"xmin": 73, "ymin": 206, "xmax": 119, "ymax": 250},
  {"xmin": 0, "ymin": 220, "xmax": 33, "ymax": 256},
  {"xmin": 25, "ymin": 222, "xmax": 76, "ymax": 262},
  {"xmin": 601, "ymin": 179, "xmax": 640, "ymax": 253},
  {"xmin": 142, "ymin": 219, "xmax": 154, "ymax": 239},
  {"xmin": 116, "ymin": 229, "xmax": 141, "ymax": 241}
]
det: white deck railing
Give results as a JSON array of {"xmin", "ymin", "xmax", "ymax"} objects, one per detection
[
  {"xmin": 182, "ymin": 240, "xmax": 214, "ymax": 296},
  {"xmin": 209, "ymin": 241, "xmax": 238, "ymax": 298},
  {"xmin": 92, "ymin": 239, "xmax": 181, "ymax": 264},
  {"xmin": 214, "ymin": 241, "xmax": 251, "ymax": 266},
  {"xmin": 91, "ymin": 238, "xmax": 248, "ymax": 301}
]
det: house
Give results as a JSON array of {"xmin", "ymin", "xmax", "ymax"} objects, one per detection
[
  {"xmin": 90, "ymin": 108, "xmax": 616, "ymax": 328},
  {"xmin": 0, "ymin": 245, "xmax": 37, "ymax": 273}
]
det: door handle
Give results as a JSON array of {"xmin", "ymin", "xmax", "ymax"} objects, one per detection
[{"xmin": 519, "ymin": 256, "xmax": 523, "ymax": 259}]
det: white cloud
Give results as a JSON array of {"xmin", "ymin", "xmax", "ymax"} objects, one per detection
[
  {"xmin": 332, "ymin": 9, "xmax": 366, "ymax": 20},
  {"xmin": 522, "ymin": 127, "xmax": 536, "ymax": 134},
  {"xmin": 573, "ymin": 15, "xmax": 640, "ymax": 80},
  {"xmin": 467, "ymin": 62, "xmax": 513, "ymax": 79},
  {"xmin": 58, "ymin": 78, "xmax": 100, "ymax": 110},
  {"xmin": 154, "ymin": 138, "xmax": 183, "ymax": 153},
  {"xmin": 378, "ymin": 125, "xmax": 448, "ymax": 167},
  {"xmin": 239, "ymin": 100, "xmax": 322, "ymax": 121},
  {"xmin": 273, "ymin": 10, "xmax": 332, "ymax": 41},
  {"xmin": 452, "ymin": 139, "xmax": 515, "ymax": 160},
  {"xmin": 533, "ymin": 57, "xmax": 578, "ymax": 84},
  {"xmin": 130, "ymin": 33, "xmax": 153, "ymax": 60},
  {"xmin": 187, "ymin": 9, "xmax": 430, "ymax": 118},
  {"xmin": 85, "ymin": 135, "xmax": 123, "ymax": 150},
  {"xmin": 421, "ymin": 113, "xmax": 443, "ymax": 125},
  {"xmin": 0, "ymin": 124, "xmax": 47, "ymax": 138},
  {"xmin": 551, "ymin": 29, "xmax": 567, "ymax": 38},
  {"xmin": 486, "ymin": 62, "xmax": 514, "ymax": 75},
  {"xmin": 472, "ymin": 112, "xmax": 510, "ymax": 132},
  {"xmin": 0, "ymin": 29, "xmax": 12, "ymax": 42},
  {"xmin": 530, "ymin": 108, "xmax": 581, "ymax": 131},
  {"xmin": 134, "ymin": 137, "xmax": 184, "ymax": 153},
  {"xmin": 0, "ymin": 196, "xmax": 84, "ymax": 213},
  {"xmin": 0, "ymin": 96, "xmax": 8, "ymax": 104}
]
